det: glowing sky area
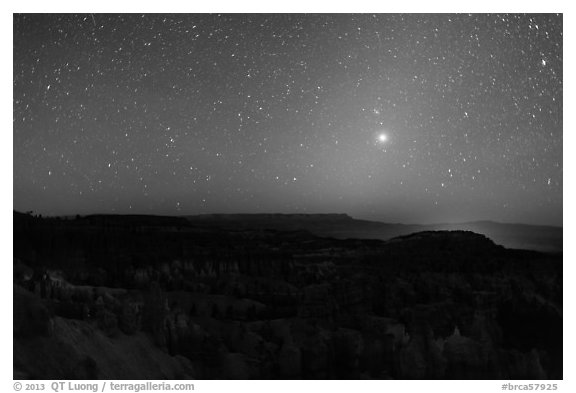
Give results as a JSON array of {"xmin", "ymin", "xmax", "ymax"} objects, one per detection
[{"xmin": 13, "ymin": 14, "xmax": 563, "ymax": 225}]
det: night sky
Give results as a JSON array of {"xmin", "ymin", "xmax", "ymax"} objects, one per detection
[{"xmin": 13, "ymin": 14, "xmax": 563, "ymax": 226}]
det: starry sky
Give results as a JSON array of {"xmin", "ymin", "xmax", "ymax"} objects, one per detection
[{"xmin": 13, "ymin": 13, "xmax": 563, "ymax": 226}]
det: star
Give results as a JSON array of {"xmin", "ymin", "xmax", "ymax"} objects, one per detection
[{"xmin": 377, "ymin": 133, "xmax": 388, "ymax": 144}]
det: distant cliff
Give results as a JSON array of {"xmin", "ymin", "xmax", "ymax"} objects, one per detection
[{"xmin": 186, "ymin": 213, "xmax": 562, "ymax": 253}]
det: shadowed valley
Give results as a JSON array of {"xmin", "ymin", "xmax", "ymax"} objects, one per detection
[{"xmin": 14, "ymin": 212, "xmax": 562, "ymax": 379}]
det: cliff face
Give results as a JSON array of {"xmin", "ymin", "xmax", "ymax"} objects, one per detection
[
  {"xmin": 14, "ymin": 213, "xmax": 562, "ymax": 379},
  {"xmin": 186, "ymin": 213, "xmax": 563, "ymax": 253},
  {"xmin": 14, "ymin": 285, "xmax": 195, "ymax": 380}
]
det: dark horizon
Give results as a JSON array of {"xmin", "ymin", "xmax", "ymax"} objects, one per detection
[
  {"xmin": 14, "ymin": 14, "xmax": 563, "ymax": 227},
  {"xmin": 14, "ymin": 209, "xmax": 564, "ymax": 229}
]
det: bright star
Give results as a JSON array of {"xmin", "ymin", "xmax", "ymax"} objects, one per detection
[{"xmin": 377, "ymin": 133, "xmax": 388, "ymax": 143}]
